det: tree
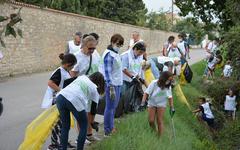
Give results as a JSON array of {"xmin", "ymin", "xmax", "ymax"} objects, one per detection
[
  {"xmin": 145, "ymin": 10, "xmax": 171, "ymax": 31},
  {"xmin": 16, "ymin": 0, "xmax": 148, "ymax": 26},
  {"xmin": 172, "ymin": 18, "xmax": 206, "ymax": 44},
  {"xmin": 0, "ymin": 0, "xmax": 23, "ymax": 47},
  {"xmin": 174, "ymin": 0, "xmax": 235, "ymax": 31}
]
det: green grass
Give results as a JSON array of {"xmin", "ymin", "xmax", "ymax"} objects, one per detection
[{"xmin": 89, "ymin": 61, "xmax": 217, "ymax": 150}]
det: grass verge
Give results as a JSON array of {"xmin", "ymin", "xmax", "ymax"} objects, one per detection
[{"xmin": 89, "ymin": 61, "xmax": 217, "ymax": 150}]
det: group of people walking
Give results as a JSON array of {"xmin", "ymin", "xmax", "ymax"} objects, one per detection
[{"xmin": 41, "ymin": 31, "xmax": 189, "ymax": 150}]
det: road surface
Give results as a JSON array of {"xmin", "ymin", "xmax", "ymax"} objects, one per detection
[{"xmin": 0, "ymin": 49, "xmax": 205, "ymax": 150}]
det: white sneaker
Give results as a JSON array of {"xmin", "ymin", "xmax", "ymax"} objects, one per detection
[
  {"xmin": 87, "ymin": 135, "xmax": 101, "ymax": 141},
  {"xmin": 75, "ymin": 139, "xmax": 91, "ymax": 145}
]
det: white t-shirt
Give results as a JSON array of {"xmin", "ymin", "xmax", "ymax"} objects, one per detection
[
  {"xmin": 224, "ymin": 95, "xmax": 236, "ymax": 111},
  {"xmin": 129, "ymin": 39, "xmax": 143, "ymax": 48},
  {"xmin": 145, "ymin": 80, "xmax": 172, "ymax": 107},
  {"xmin": 68, "ymin": 40, "xmax": 81, "ymax": 54},
  {"xmin": 59, "ymin": 75, "xmax": 99, "ymax": 112},
  {"xmin": 207, "ymin": 42, "xmax": 217, "ymax": 53},
  {"xmin": 167, "ymin": 48, "xmax": 182, "ymax": 59},
  {"xmin": 208, "ymin": 57, "xmax": 217, "ymax": 69},
  {"xmin": 73, "ymin": 50, "xmax": 101, "ymax": 75},
  {"xmin": 177, "ymin": 41, "xmax": 186, "ymax": 56},
  {"xmin": 223, "ymin": 65, "xmax": 232, "ymax": 77}
]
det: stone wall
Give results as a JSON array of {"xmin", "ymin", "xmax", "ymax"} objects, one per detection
[{"xmin": 0, "ymin": 2, "xmax": 178, "ymax": 78}]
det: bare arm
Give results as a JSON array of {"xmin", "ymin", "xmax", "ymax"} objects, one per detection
[
  {"xmin": 48, "ymin": 80, "xmax": 60, "ymax": 92},
  {"xmin": 141, "ymin": 93, "xmax": 149, "ymax": 104},
  {"xmin": 123, "ymin": 68, "xmax": 134, "ymax": 78},
  {"xmin": 192, "ymin": 108, "xmax": 201, "ymax": 113},
  {"xmin": 168, "ymin": 97, "xmax": 174, "ymax": 108}
]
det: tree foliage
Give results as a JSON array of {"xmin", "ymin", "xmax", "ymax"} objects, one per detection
[
  {"xmin": 16, "ymin": 0, "xmax": 148, "ymax": 26},
  {"xmin": 174, "ymin": 0, "xmax": 236, "ymax": 31},
  {"xmin": 172, "ymin": 18, "xmax": 206, "ymax": 44},
  {"xmin": 0, "ymin": 5, "xmax": 23, "ymax": 47},
  {"xmin": 145, "ymin": 11, "xmax": 171, "ymax": 31}
]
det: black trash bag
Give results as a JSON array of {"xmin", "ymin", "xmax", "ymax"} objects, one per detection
[
  {"xmin": 96, "ymin": 96, "xmax": 106, "ymax": 115},
  {"xmin": 96, "ymin": 94, "xmax": 125, "ymax": 118},
  {"xmin": 183, "ymin": 62, "xmax": 193, "ymax": 83},
  {"xmin": 123, "ymin": 80, "xmax": 144, "ymax": 113}
]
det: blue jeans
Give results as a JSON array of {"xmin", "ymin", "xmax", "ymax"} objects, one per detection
[
  {"xmin": 56, "ymin": 94, "xmax": 87, "ymax": 150},
  {"xmin": 104, "ymin": 85, "xmax": 121, "ymax": 134}
]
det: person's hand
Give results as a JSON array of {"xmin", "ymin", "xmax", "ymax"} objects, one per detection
[
  {"xmin": 169, "ymin": 107, "xmax": 175, "ymax": 118},
  {"xmin": 109, "ymin": 86, "xmax": 115, "ymax": 100},
  {"xmin": 139, "ymin": 102, "xmax": 146, "ymax": 111}
]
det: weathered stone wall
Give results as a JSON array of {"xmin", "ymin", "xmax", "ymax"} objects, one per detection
[{"xmin": 0, "ymin": 2, "xmax": 178, "ymax": 78}]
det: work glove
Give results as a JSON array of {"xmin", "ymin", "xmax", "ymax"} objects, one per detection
[
  {"xmin": 138, "ymin": 102, "xmax": 146, "ymax": 112},
  {"xmin": 109, "ymin": 86, "xmax": 115, "ymax": 100},
  {"xmin": 169, "ymin": 107, "xmax": 175, "ymax": 118}
]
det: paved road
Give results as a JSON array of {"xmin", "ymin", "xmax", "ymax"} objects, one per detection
[{"xmin": 0, "ymin": 49, "xmax": 205, "ymax": 150}]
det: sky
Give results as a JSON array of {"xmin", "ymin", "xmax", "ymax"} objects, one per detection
[{"xmin": 142, "ymin": 0, "xmax": 179, "ymax": 13}]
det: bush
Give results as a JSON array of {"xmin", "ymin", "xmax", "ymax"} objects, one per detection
[{"xmin": 223, "ymin": 25, "xmax": 240, "ymax": 77}]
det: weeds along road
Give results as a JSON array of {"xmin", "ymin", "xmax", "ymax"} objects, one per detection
[{"xmin": 0, "ymin": 49, "xmax": 205, "ymax": 150}]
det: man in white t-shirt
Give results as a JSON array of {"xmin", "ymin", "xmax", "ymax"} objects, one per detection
[
  {"xmin": 206, "ymin": 38, "xmax": 219, "ymax": 56},
  {"xmin": 129, "ymin": 31, "xmax": 143, "ymax": 48},
  {"xmin": 65, "ymin": 32, "xmax": 82, "ymax": 54}
]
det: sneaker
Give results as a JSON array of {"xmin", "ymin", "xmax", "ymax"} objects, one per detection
[
  {"xmin": 86, "ymin": 135, "xmax": 101, "ymax": 141},
  {"xmin": 67, "ymin": 142, "xmax": 76, "ymax": 149},
  {"xmin": 75, "ymin": 139, "xmax": 91, "ymax": 145},
  {"xmin": 47, "ymin": 144, "xmax": 58, "ymax": 150},
  {"xmin": 104, "ymin": 133, "xmax": 111, "ymax": 138}
]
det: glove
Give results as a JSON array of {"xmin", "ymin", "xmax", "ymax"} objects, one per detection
[
  {"xmin": 109, "ymin": 86, "xmax": 115, "ymax": 100},
  {"xmin": 169, "ymin": 107, "xmax": 175, "ymax": 118},
  {"xmin": 138, "ymin": 102, "xmax": 146, "ymax": 112}
]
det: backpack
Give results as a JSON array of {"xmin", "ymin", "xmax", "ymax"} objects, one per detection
[{"xmin": 183, "ymin": 62, "xmax": 193, "ymax": 83}]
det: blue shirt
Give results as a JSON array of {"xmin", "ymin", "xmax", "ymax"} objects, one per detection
[{"xmin": 104, "ymin": 52, "xmax": 114, "ymax": 86}]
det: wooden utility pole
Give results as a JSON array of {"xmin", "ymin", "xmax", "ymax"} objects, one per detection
[{"xmin": 172, "ymin": 0, "xmax": 174, "ymax": 26}]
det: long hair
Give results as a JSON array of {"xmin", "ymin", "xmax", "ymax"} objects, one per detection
[
  {"xmin": 89, "ymin": 72, "xmax": 105, "ymax": 95},
  {"xmin": 157, "ymin": 71, "xmax": 173, "ymax": 89}
]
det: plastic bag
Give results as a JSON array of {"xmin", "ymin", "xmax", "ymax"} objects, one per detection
[
  {"xmin": 19, "ymin": 105, "xmax": 75, "ymax": 150},
  {"xmin": 145, "ymin": 68, "xmax": 155, "ymax": 85}
]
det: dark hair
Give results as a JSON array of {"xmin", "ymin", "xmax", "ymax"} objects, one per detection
[
  {"xmin": 89, "ymin": 72, "xmax": 105, "ymax": 95},
  {"xmin": 216, "ymin": 54, "xmax": 223, "ymax": 64},
  {"xmin": 157, "ymin": 71, "xmax": 173, "ymax": 89},
  {"xmin": 75, "ymin": 32, "xmax": 82, "ymax": 37},
  {"xmin": 199, "ymin": 97, "xmax": 206, "ymax": 103},
  {"xmin": 89, "ymin": 33, "xmax": 99, "ymax": 40},
  {"xmin": 111, "ymin": 34, "xmax": 124, "ymax": 46},
  {"xmin": 214, "ymin": 38, "xmax": 219, "ymax": 42},
  {"xmin": 82, "ymin": 34, "xmax": 89, "ymax": 39},
  {"xmin": 168, "ymin": 36, "xmax": 175, "ymax": 43},
  {"xmin": 59, "ymin": 53, "xmax": 77, "ymax": 66},
  {"xmin": 178, "ymin": 34, "xmax": 184, "ymax": 39},
  {"xmin": 133, "ymin": 41, "xmax": 146, "ymax": 52}
]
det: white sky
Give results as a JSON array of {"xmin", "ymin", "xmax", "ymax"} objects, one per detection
[{"xmin": 142, "ymin": 0, "xmax": 179, "ymax": 13}]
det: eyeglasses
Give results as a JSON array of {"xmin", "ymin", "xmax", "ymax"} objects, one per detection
[{"xmin": 88, "ymin": 47, "xmax": 96, "ymax": 51}]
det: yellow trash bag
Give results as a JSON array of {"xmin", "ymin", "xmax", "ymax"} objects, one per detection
[
  {"xmin": 145, "ymin": 68, "xmax": 155, "ymax": 86},
  {"xmin": 180, "ymin": 63, "xmax": 187, "ymax": 85},
  {"xmin": 19, "ymin": 105, "xmax": 75, "ymax": 150}
]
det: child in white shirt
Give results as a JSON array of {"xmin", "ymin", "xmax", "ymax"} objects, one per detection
[
  {"xmin": 224, "ymin": 88, "xmax": 237, "ymax": 119},
  {"xmin": 141, "ymin": 71, "xmax": 175, "ymax": 136}
]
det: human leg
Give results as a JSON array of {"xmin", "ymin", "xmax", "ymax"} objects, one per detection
[
  {"xmin": 148, "ymin": 107, "xmax": 157, "ymax": 130},
  {"xmin": 156, "ymin": 107, "xmax": 166, "ymax": 136},
  {"xmin": 56, "ymin": 95, "xmax": 71, "ymax": 150}
]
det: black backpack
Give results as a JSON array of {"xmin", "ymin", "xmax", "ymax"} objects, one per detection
[{"xmin": 184, "ymin": 62, "xmax": 193, "ymax": 83}]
